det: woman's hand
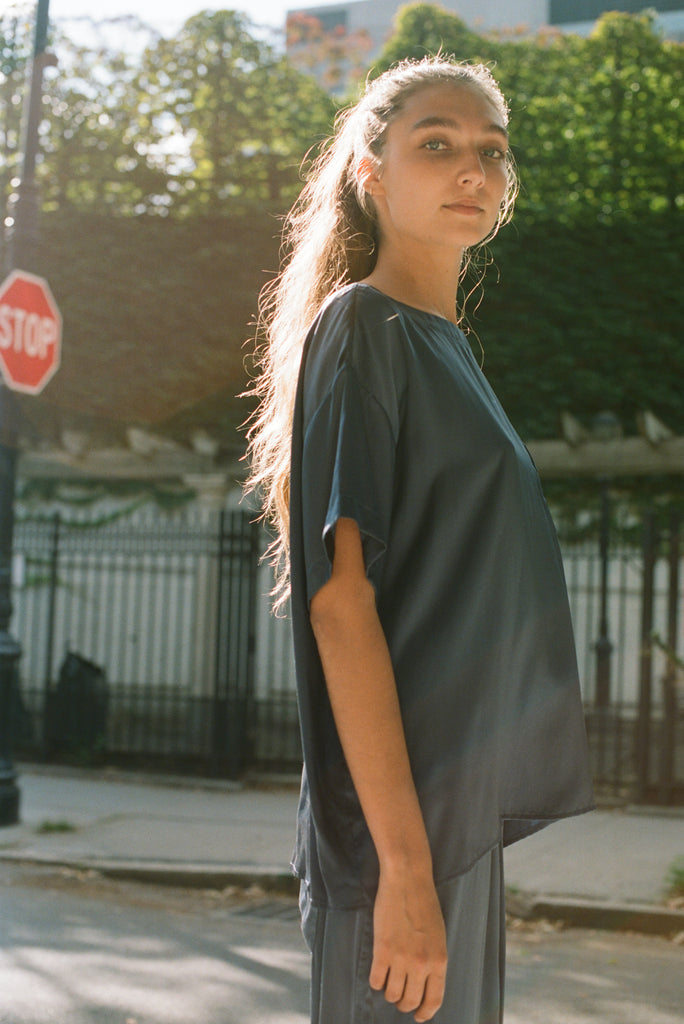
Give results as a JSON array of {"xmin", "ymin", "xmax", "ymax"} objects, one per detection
[
  {"xmin": 311, "ymin": 517, "xmax": 448, "ymax": 1021},
  {"xmin": 370, "ymin": 866, "xmax": 447, "ymax": 1023}
]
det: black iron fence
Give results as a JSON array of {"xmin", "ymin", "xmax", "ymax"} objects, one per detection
[
  {"xmin": 7, "ymin": 503, "xmax": 684, "ymax": 801},
  {"xmin": 10, "ymin": 507, "xmax": 272, "ymax": 778},
  {"xmin": 561, "ymin": 508, "xmax": 683, "ymax": 803}
]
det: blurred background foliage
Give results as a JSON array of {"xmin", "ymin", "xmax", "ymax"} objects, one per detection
[{"xmin": 0, "ymin": 2, "xmax": 682, "ymax": 453}]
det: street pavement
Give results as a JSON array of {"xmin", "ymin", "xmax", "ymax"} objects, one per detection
[
  {"xmin": 1, "ymin": 763, "xmax": 683, "ymax": 936},
  {"xmin": 2, "ymin": 861, "xmax": 684, "ymax": 1024}
]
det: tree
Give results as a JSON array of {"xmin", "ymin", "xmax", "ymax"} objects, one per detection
[
  {"xmin": 471, "ymin": 215, "xmax": 684, "ymax": 441},
  {"xmin": 132, "ymin": 9, "xmax": 335, "ymax": 215},
  {"xmin": 0, "ymin": 3, "xmax": 32, "ymax": 215},
  {"xmin": 2, "ymin": 9, "xmax": 334, "ymax": 220},
  {"xmin": 500, "ymin": 11, "xmax": 684, "ymax": 222},
  {"xmin": 39, "ymin": 19, "xmax": 168, "ymax": 216},
  {"xmin": 374, "ymin": 2, "xmax": 490, "ymax": 68},
  {"xmin": 0, "ymin": 11, "xmax": 169, "ymax": 221}
]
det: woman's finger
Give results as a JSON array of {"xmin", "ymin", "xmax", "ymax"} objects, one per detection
[
  {"xmin": 414, "ymin": 970, "xmax": 447, "ymax": 1023},
  {"xmin": 395, "ymin": 971, "xmax": 428, "ymax": 1014},
  {"xmin": 383, "ymin": 964, "xmax": 408, "ymax": 1005},
  {"xmin": 369, "ymin": 958, "xmax": 389, "ymax": 992}
]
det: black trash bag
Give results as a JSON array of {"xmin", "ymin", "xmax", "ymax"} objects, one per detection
[{"xmin": 47, "ymin": 651, "xmax": 108, "ymax": 759}]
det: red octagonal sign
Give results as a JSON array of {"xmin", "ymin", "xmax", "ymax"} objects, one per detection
[{"xmin": 0, "ymin": 269, "xmax": 62, "ymax": 395}]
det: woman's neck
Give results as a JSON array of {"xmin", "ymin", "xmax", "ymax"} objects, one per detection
[{"xmin": 362, "ymin": 249, "xmax": 463, "ymax": 325}]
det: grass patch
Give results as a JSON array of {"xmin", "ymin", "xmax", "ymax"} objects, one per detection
[
  {"xmin": 37, "ymin": 820, "xmax": 77, "ymax": 834},
  {"xmin": 665, "ymin": 856, "xmax": 684, "ymax": 899}
]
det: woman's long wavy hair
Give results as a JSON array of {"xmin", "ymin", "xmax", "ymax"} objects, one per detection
[{"xmin": 245, "ymin": 55, "xmax": 518, "ymax": 609}]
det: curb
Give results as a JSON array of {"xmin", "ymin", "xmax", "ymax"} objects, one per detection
[
  {"xmin": 94, "ymin": 862, "xmax": 301, "ymax": 896},
  {"xmin": 506, "ymin": 891, "xmax": 684, "ymax": 939},
  {"xmin": 0, "ymin": 852, "xmax": 300, "ymax": 897},
  {"xmin": 3, "ymin": 851, "xmax": 683, "ymax": 938}
]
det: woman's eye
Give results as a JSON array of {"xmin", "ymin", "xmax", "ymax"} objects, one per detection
[
  {"xmin": 482, "ymin": 146, "xmax": 506, "ymax": 160},
  {"xmin": 423, "ymin": 138, "xmax": 448, "ymax": 151}
]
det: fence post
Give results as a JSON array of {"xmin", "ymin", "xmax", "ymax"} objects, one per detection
[
  {"xmin": 595, "ymin": 480, "xmax": 613, "ymax": 709},
  {"xmin": 660, "ymin": 513, "xmax": 680, "ymax": 803},
  {"xmin": 211, "ymin": 509, "xmax": 259, "ymax": 778},
  {"xmin": 636, "ymin": 510, "xmax": 656, "ymax": 802},
  {"xmin": 211, "ymin": 509, "xmax": 227, "ymax": 776},
  {"xmin": 42, "ymin": 511, "xmax": 60, "ymax": 755},
  {"xmin": 244, "ymin": 516, "xmax": 260, "ymax": 763}
]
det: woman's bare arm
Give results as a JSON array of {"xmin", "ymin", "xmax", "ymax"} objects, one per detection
[{"xmin": 309, "ymin": 517, "xmax": 447, "ymax": 1023}]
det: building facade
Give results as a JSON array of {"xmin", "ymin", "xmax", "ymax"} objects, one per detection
[{"xmin": 287, "ymin": 0, "xmax": 684, "ymax": 56}]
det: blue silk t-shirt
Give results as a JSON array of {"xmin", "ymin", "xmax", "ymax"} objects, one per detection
[{"xmin": 289, "ymin": 283, "xmax": 594, "ymax": 909}]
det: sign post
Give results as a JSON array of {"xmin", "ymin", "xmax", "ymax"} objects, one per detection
[{"xmin": 0, "ymin": 0, "xmax": 54, "ymax": 826}]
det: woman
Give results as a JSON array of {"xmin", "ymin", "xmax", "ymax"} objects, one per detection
[{"xmin": 247, "ymin": 56, "xmax": 594, "ymax": 1024}]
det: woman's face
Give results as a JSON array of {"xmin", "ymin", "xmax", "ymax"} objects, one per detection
[{"xmin": 364, "ymin": 82, "xmax": 510, "ymax": 258}]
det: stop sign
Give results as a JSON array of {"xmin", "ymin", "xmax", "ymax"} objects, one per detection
[{"xmin": 0, "ymin": 269, "xmax": 62, "ymax": 395}]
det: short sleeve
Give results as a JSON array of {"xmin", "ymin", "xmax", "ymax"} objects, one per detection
[{"xmin": 302, "ymin": 362, "xmax": 396, "ymax": 603}]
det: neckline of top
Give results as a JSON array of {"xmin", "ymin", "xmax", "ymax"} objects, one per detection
[{"xmin": 354, "ymin": 282, "xmax": 463, "ymax": 331}]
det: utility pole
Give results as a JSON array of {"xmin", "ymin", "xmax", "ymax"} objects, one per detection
[{"xmin": 0, "ymin": 0, "xmax": 53, "ymax": 826}]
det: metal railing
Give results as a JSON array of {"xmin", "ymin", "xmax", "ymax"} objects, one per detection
[
  {"xmin": 8, "ymin": 503, "xmax": 683, "ymax": 801},
  {"xmin": 10, "ymin": 506, "xmax": 268, "ymax": 777},
  {"xmin": 560, "ymin": 509, "xmax": 683, "ymax": 802}
]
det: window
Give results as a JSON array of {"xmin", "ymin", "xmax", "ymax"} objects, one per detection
[
  {"xmin": 550, "ymin": 0, "xmax": 683, "ymax": 23},
  {"xmin": 302, "ymin": 7, "xmax": 349, "ymax": 32}
]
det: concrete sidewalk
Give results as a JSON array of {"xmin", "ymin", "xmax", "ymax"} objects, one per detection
[{"xmin": 1, "ymin": 764, "xmax": 683, "ymax": 936}]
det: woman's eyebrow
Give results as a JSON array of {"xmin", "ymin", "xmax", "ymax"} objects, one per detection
[{"xmin": 409, "ymin": 115, "xmax": 509, "ymax": 140}]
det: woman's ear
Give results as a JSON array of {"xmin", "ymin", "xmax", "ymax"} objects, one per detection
[{"xmin": 356, "ymin": 156, "xmax": 383, "ymax": 198}]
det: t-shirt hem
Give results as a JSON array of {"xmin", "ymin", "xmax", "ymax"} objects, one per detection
[
  {"xmin": 291, "ymin": 801, "xmax": 597, "ymax": 908},
  {"xmin": 501, "ymin": 800, "xmax": 596, "ymax": 848}
]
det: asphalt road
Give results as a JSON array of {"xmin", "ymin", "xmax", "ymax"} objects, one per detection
[{"xmin": 1, "ymin": 863, "xmax": 682, "ymax": 1024}]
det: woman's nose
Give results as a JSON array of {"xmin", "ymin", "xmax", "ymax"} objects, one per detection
[{"xmin": 456, "ymin": 151, "xmax": 485, "ymax": 187}]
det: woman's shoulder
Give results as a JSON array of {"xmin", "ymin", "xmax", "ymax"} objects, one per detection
[
  {"xmin": 302, "ymin": 283, "xmax": 409, "ymax": 417},
  {"xmin": 310, "ymin": 282, "xmax": 411, "ymax": 367},
  {"xmin": 317, "ymin": 281, "xmax": 407, "ymax": 330}
]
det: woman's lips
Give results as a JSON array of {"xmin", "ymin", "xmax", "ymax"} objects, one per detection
[{"xmin": 446, "ymin": 201, "xmax": 484, "ymax": 215}]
